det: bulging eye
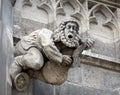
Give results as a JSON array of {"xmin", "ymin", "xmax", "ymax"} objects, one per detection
[
  {"xmin": 73, "ymin": 26, "xmax": 77, "ymax": 30},
  {"xmin": 67, "ymin": 25, "xmax": 71, "ymax": 29}
]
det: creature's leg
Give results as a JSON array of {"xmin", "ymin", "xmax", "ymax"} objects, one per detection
[
  {"xmin": 10, "ymin": 47, "xmax": 44, "ymax": 91},
  {"xmin": 10, "ymin": 56, "xmax": 23, "ymax": 80},
  {"xmin": 10, "ymin": 47, "xmax": 44, "ymax": 80},
  {"xmin": 23, "ymin": 47, "xmax": 44, "ymax": 70}
]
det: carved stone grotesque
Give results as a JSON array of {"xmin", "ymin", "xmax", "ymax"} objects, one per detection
[{"xmin": 10, "ymin": 17, "xmax": 94, "ymax": 91}]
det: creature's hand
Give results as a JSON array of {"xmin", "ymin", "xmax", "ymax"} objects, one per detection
[
  {"xmin": 85, "ymin": 39, "xmax": 95, "ymax": 50},
  {"xmin": 62, "ymin": 55, "xmax": 72, "ymax": 66}
]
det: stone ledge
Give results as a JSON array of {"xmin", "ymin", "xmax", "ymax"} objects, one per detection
[
  {"xmin": 80, "ymin": 51, "xmax": 120, "ymax": 72},
  {"xmin": 82, "ymin": 50, "xmax": 120, "ymax": 63}
]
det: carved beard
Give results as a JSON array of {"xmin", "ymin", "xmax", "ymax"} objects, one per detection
[{"xmin": 60, "ymin": 31, "xmax": 79, "ymax": 48}]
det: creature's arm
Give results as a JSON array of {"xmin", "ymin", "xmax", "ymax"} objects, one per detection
[
  {"xmin": 73, "ymin": 43, "xmax": 87, "ymax": 65},
  {"xmin": 37, "ymin": 29, "xmax": 63, "ymax": 64},
  {"xmin": 43, "ymin": 42, "xmax": 63, "ymax": 64},
  {"xmin": 73, "ymin": 39, "xmax": 94, "ymax": 66}
]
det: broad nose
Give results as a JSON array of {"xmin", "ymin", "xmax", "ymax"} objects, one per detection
[{"xmin": 69, "ymin": 27, "xmax": 74, "ymax": 32}]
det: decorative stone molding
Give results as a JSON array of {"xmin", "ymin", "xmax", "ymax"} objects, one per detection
[
  {"xmin": 11, "ymin": 0, "xmax": 120, "ymax": 93},
  {"xmin": 11, "ymin": 0, "xmax": 120, "ymax": 76},
  {"xmin": 10, "ymin": 16, "xmax": 94, "ymax": 91},
  {"xmin": 81, "ymin": 54, "xmax": 120, "ymax": 72},
  {"xmin": 12, "ymin": 0, "xmax": 120, "ymax": 68}
]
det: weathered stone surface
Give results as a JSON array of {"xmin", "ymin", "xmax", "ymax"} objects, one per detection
[
  {"xmin": 13, "ymin": 9, "xmax": 48, "ymax": 38},
  {"xmin": 12, "ymin": 80, "xmax": 33, "ymax": 95},
  {"xmin": 55, "ymin": 82, "xmax": 83, "ymax": 95},
  {"xmin": 11, "ymin": 0, "xmax": 120, "ymax": 94},
  {"xmin": 55, "ymin": 82, "xmax": 113, "ymax": 95},
  {"xmin": 103, "ymin": 70, "xmax": 120, "ymax": 90},
  {"xmin": 91, "ymin": 39, "xmax": 116, "ymax": 58},
  {"xmin": 21, "ymin": 18, "xmax": 47, "ymax": 35},
  {"xmin": 81, "ymin": 64, "xmax": 104, "ymax": 90},
  {"xmin": 81, "ymin": 54, "xmax": 120, "ymax": 72},
  {"xmin": 0, "ymin": 0, "xmax": 13, "ymax": 95},
  {"xmin": 33, "ymin": 80, "xmax": 54, "ymax": 95},
  {"xmin": 82, "ymin": 86, "xmax": 112, "ymax": 95},
  {"xmin": 81, "ymin": 63, "xmax": 120, "ymax": 91},
  {"xmin": 112, "ymin": 88, "xmax": 120, "ymax": 95},
  {"xmin": 67, "ymin": 67, "xmax": 82, "ymax": 84}
]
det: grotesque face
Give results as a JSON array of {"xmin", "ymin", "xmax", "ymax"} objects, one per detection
[
  {"xmin": 53, "ymin": 19, "xmax": 80, "ymax": 48},
  {"xmin": 64, "ymin": 22, "xmax": 78, "ymax": 41},
  {"xmin": 60, "ymin": 21, "xmax": 80, "ymax": 48}
]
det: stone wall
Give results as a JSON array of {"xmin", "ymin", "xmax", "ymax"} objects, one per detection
[{"xmin": 11, "ymin": 0, "xmax": 120, "ymax": 95}]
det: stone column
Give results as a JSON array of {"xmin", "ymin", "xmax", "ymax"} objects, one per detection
[{"xmin": 0, "ymin": 0, "xmax": 13, "ymax": 95}]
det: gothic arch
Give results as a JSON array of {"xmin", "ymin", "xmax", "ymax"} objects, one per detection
[
  {"xmin": 89, "ymin": 4, "xmax": 119, "ymax": 43},
  {"xmin": 56, "ymin": 0, "xmax": 88, "ymax": 34}
]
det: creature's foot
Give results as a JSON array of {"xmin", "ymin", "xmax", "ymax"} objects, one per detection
[{"xmin": 14, "ymin": 72, "xmax": 30, "ymax": 91}]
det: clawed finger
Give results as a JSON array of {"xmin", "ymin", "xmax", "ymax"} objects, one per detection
[
  {"xmin": 64, "ymin": 60, "xmax": 72, "ymax": 66},
  {"xmin": 87, "ymin": 42, "xmax": 93, "ymax": 47},
  {"xmin": 85, "ymin": 39, "xmax": 95, "ymax": 49}
]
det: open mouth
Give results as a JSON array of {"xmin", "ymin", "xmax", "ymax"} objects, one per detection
[{"xmin": 67, "ymin": 33, "xmax": 74, "ymax": 39}]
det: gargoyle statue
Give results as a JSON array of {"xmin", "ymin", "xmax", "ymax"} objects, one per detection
[{"xmin": 10, "ymin": 17, "xmax": 94, "ymax": 91}]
